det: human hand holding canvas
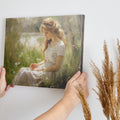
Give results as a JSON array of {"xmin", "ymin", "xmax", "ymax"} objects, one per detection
[
  {"xmin": 64, "ymin": 71, "xmax": 89, "ymax": 106},
  {"xmin": 0, "ymin": 67, "xmax": 14, "ymax": 97},
  {"xmin": 35, "ymin": 71, "xmax": 89, "ymax": 120}
]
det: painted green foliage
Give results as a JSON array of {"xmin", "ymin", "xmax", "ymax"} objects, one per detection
[{"xmin": 5, "ymin": 15, "xmax": 83, "ymax": 88}]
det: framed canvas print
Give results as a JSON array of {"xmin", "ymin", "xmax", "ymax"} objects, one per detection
[{"xmin": 4, "ymin": 15, "xmax": 84, "ymax": 88}]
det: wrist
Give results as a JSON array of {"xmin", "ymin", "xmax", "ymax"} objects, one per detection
[
  {"xmin": 63, "ymin": 93, "xmax": 80, "ymax": 108},
  {"xmin": 62, "ymin": 95, "xmax": 79, "ymax": 110},
  {"xmin": 55, "ymin": 96, "xmax": 76, "ymax": 118}
]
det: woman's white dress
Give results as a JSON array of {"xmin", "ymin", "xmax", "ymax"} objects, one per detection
[{"xmin": 12, "ymin": 41, "xmax": 65, "ymax": 87}]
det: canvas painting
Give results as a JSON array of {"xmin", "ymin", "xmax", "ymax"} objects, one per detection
[{"xmin": 4, "ymin": 15, "xmax": 84, "ymax": 88}]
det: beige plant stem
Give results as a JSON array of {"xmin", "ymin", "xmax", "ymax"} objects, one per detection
[
  {"xmin": 76, "ymin": 84, "xmax": 91, "ymax": 120},
  {"xmin": 91, "ymin": 40, "xmax": 120, "ymax": 120}
]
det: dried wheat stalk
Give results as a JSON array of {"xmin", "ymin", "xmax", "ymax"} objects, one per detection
[{"xmin": 91, "ymin": 40, "xmax": 120, "ymax": 120}]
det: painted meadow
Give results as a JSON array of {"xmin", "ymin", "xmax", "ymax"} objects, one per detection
[{"xmin": 4, "ymin": 15, "xmax": 84, "ymax": 88}]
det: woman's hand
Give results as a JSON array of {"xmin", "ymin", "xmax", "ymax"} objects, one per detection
[
  {"xmin": 30, "ymin": 63, "xmax": 38, "ymax": 70},
  {"xmin": 0, "ymin": 67, "xmax": 13, "ymax": 97},
  {"xmin": 34, "ymin": 71, "xmax": 89, "ymax": 120},
  {"xmin": 64, "ymin": 71, "xmax": 89, "ymax": 107}
]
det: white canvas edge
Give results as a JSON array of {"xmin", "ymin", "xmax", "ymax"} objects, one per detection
[
  {"xmin": 1, "ymin": 18, "xmax": 6, "ymax": 67},
  {"xmin": 0, "ymin": 18, "xmax": 6, "ymax": 67}
]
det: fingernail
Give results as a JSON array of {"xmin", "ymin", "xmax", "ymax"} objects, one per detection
[
  {"xmin": 77, "ymin": 71, "xmax": 80, "ymax": 75},
  {"xmin": 2, "ymin": 68, "xmax": 5, "ymax": 71}
]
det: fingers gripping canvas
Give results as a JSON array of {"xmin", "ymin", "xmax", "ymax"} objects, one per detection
[{"xmin": 4, "ymin": 15, "xmax": 84, "ymax": 88}]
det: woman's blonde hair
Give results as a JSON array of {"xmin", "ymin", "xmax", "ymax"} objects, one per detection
[{"xmin": 40, "ymin": 17, "xmax": 67, "ymax": 58}]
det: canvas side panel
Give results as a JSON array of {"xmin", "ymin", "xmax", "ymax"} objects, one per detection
[
  {"xmin": 79, "ymin": 15, "xmax": 85, "ymax": 72},
  {"xmin": 0, "ymin": 18, "xmax": 6, "ymax": 67}
]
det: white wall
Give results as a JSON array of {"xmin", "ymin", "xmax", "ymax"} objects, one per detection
[{"xmin": 0, "ymin": 0, "xmax": 120, "ymax": 120}]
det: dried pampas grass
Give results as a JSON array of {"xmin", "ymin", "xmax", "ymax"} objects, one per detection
[
  {"xmin": 91, "ymin": 40, "xmax": 120, "ymax": 120},
  {"xmin": 76, "ymin": 84, "xmax": 91, "ymax": 120}
]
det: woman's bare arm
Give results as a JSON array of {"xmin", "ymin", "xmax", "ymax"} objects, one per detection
[{"xmin": 34, "ymin": 71, "xmax": 89, "ymax": 120}]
